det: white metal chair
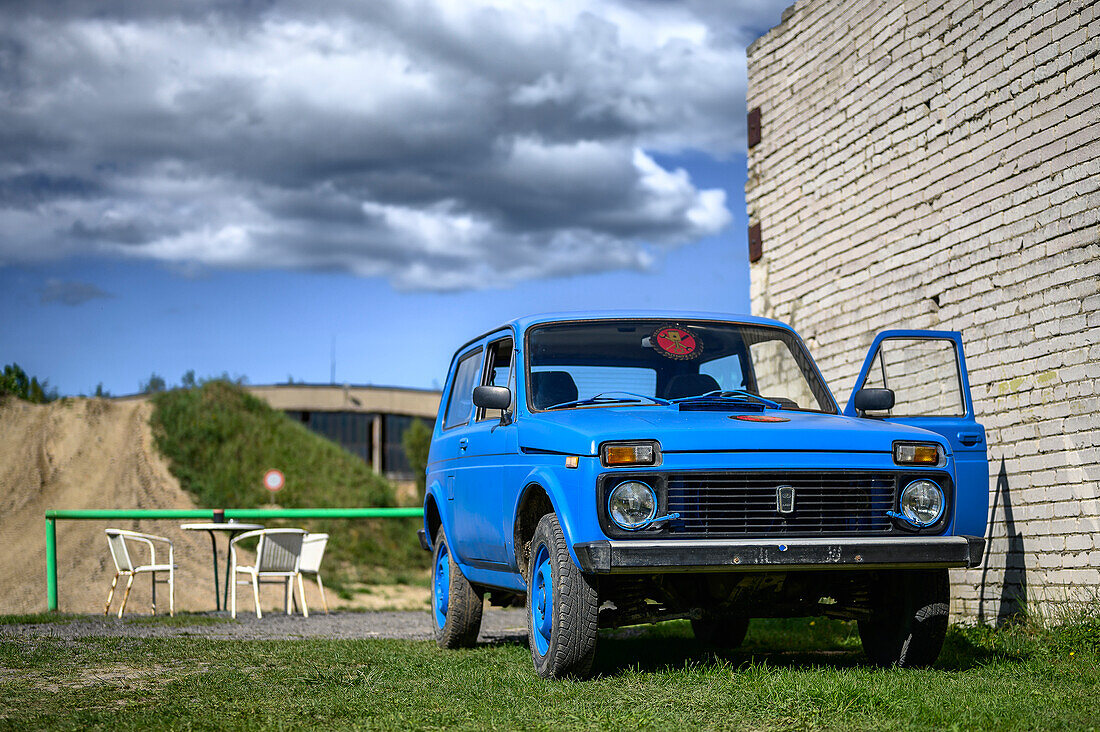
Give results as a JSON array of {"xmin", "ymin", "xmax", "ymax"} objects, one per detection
[
  {"xmin": 104, "ymin": 529, "xmax": 174, "ymax": 617},
  {"xmin": 230, "ymin": 528, "xmax": 307, "ymax": 619},
  {"xmin": 298, "ymin": 533, "xmax": 330, "ymax": 614}
]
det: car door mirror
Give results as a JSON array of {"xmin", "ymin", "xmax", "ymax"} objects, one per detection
[
  {"xmin": 473, "ymin": 385, "xmax": 511, "ymax": 411},
  {"xmin": 853, "ymin": 388, "xmax": 895, "ymax": 415}
]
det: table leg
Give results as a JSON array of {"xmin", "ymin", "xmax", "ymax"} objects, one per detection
[{"xmin": 206, "ymin": 531, "xmax": 221, "ymax": 612}]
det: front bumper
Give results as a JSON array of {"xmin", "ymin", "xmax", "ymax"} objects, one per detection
[{"xmin": 574, "ymin": 535, "xmax": 985, "ymax": 574}]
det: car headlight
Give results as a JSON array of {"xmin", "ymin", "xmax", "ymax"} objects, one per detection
[
  {"xmin": 899, "ymin": 479, "xmax": 945, "ymax": 527},
  {"xmin": 601, "ymin": 441, "xmax": 660, "ymax": 467},
  {"xmin": 608, "ymin": 480, "xmax": 657, "ymax": 530},
  {"xmin": 894, "ymin": 442, "xmax": 941, "ymax": 465}
]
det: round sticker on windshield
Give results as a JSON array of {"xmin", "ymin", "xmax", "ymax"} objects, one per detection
[{"xmin": 652, "ymin": 325, "xmax": 701, "ymax": 360}]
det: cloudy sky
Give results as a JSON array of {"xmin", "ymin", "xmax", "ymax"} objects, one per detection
[{"xmin": 1, "ymin": 0, "xmax": 789, "ymax": 395}]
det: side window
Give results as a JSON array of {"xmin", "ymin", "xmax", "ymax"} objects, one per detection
[
  {"xmin": 443, "ymin": 349, "xmax": 482, "ymax": 429},
  {"xmin": 866, "ymin": 339, "xmax": 965, "ymax": 417},
  {"xmin": 478, "ymin": 338, "xmax": 514, "ymax": 421}
]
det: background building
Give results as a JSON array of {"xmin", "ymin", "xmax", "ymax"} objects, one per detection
[
  {"xmin": 247, "ymin": 384, "xmax": 440, "ymax": 481},
  {"xmin": 747, "ymin": 0, "xmax": 1098, "ymax": 620}
]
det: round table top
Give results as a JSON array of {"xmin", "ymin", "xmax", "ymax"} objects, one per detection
[{"xmin": 180, "ymin": 522, "xmax": 265, "ymax": 532}]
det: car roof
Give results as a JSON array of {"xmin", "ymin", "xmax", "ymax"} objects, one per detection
[{"xmin": 452, "ymin": 310, "xmax": 797, "ymax": 356}]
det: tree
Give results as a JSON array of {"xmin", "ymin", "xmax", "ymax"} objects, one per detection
[
  {"xmin": 0, "ymin": 363, "xmax": 58, "ymax": 403},
  {"xmin": 140, "ymin": 372, "xmax": 167, "ymax": 394},
  {"xmin": 0, "ymin": 364, "xmax": 30, "ymax": 399},
  {"xmin": 402, "ymin": 418, "xmax": 432, "ymax": 502},
  {"xmin": 93, "ymin": 383, "xmax": 111, "ymax": 398},
  {"xmin": 204, "ymin": 371, "xmax": 247, "ymax": 386},
  {"xmin": 28, "ymin": 378, "xmax": 47, "ymax": 403},
  {"xmin": 180, "ymin": 370, "xmax": 197, "ymax": 389}
]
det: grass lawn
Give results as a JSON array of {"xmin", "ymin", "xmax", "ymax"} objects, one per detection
[{"xmin": 1, "ymin": 616, "xmax": 1097, "ymax": 730}]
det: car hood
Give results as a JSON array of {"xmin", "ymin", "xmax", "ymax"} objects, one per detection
[{"xmin": 518, "ymin": 405, "xmax": 949, "ymax": 456}]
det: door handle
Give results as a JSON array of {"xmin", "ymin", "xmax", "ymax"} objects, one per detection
[
  {"xmin": 459, "ymin": 438, "xmax": 469, "ymax": 451},
  {"xmin": 957, "ymin": 432, "xmax": 982, "ymax": 446}
]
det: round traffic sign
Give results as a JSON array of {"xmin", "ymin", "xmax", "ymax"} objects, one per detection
[{"xmin": 263, "ymin": 469, "xmax": 285, "ymax": 492}]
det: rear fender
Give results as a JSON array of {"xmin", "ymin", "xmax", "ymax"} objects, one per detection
[{"xmin": 423, "ymin": 481, "xmax": 448, "ymax": 547}]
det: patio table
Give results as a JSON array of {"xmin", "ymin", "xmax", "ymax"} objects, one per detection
[{"xmin": 181, "ymin": 522, "xmax": 264, "ymax": 611}]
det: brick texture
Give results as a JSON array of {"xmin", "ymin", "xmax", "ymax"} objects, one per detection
[{"xmin": 747, "ymin": 0, "xmax": 1100, "ymax": 622}]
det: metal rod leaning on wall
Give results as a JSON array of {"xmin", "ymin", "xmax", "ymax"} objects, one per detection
[{"xmin": 44, "ymin": 507, "xmax": 424, "ymax": 611}]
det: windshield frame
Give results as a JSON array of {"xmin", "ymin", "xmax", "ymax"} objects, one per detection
[{"xmin": 523, "ymin": 317, "xmax": 839, "ymax": 414}]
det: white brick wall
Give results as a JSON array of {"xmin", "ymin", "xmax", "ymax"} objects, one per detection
[{"xmin": 747, "ymin": 0, "xmax": 1100, "ymax": 622}]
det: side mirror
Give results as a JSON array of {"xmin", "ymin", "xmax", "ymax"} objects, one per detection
[
  {"xmin": 473, "ymin": 385, "xmax": 512, "ymax": 411},
  {"xmin": 853, "ymin": 388, "xmax": 895, "ymax": 415}
]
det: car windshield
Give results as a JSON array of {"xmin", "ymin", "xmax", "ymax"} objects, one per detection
[{"xmin": 526, "ymin": 319, "xmax": 836, "ymax": 413}]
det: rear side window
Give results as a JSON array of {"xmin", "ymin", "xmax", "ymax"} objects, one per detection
[
  {"xmin": 530, "ymin": 366, "xmax": 656, "ymax": 402},
  {"xmin": 443, "ymin": 350, "xmax": 482, "ymax": 429}
]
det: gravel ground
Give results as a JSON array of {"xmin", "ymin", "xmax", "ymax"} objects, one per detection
[{"xmin": 0, "ymin": 609, "xmax": 529, "ymax": 643}]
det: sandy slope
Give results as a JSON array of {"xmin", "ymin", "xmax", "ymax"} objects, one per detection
[{"xmin": 0, "ymin": 397, "xmax": 290, "ymax": 614}]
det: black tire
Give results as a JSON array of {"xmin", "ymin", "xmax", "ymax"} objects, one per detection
[
  {"xmin": 858, "ymin": 568, "xmax": 949, "ymax": 668},
  {"xmin": 431, "ymin": 526, "xmax": 483, "ymax": 649},
  {"xmin": 691, "ymin": 615, "xmax": 750, "ymax": 648},
  {"xmin": 526, "ymin": 513, "xmax": 599, "ymax": 679}
]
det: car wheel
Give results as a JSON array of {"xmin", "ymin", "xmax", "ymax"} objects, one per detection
[
  {"xmin": 527, "ymin": 513, "xmax": 599, "ymax": 679},
  {"xmin": 691, "ymin": 615, "xmax": 750, "ymax": 648},
  {"xmin": 432, "ymin": 526, "xmax": 483, "ymax": 649},
  {"xmin": 858, "ymin": 568, "xmax": 949, "ymax": 668}
]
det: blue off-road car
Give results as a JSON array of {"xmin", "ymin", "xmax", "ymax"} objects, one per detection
[{"xmin": 420, "ymin": 312, "xmax": 988, "ymax": 678}]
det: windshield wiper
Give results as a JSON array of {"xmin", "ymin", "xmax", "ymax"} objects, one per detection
[
  {"xmin": 545, "ymin": 391, "xmax": 671, "ymax": 410},
  {"xmin": 671, "ymin": 390, "xmax": 782, "ymax": 409}
]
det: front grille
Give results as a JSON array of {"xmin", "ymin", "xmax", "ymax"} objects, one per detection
[{"xmin": 666, "ymin": 472, "xmax": 897, "ymax": 537}]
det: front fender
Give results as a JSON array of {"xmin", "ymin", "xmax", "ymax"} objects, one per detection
[{"xmin": 513, "ymin": 463, "xmax": 602, "ymax": 570}]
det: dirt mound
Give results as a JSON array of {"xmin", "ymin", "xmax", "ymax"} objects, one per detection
[{"xmin": 0, "ymin": 397, "xmax": 299, "ymax": 614}]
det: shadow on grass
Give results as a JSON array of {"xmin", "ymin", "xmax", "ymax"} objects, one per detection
[
  {"xmin": 932, "ymin": 618, "xmax": 1100, "ymax": 670},
  {"xmin": 0, "ymin": 613, "xmax": 80, "ymax": 626},
  {"xmin": 594, "ymin": 621, "xmax": 867, "ymax": 677},
  {"xmin": 479, "ymin": 631, "xmax": 528, "ymax": 647},
  {"xmin": 594, "ymin": 635, "xmax": 867, "ymax": 676},
  {"xmin": 482, "ymin": 617, "xmax": 1037, "ymax": 677}
]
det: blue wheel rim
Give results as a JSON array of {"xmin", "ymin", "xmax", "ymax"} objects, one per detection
[
  {"xmin": 531, "ymin": 544, "xmax": 553, "ymax": 656},
  {"xmin": 433, "ymin": 542, "xmax": 450, "ymax": 630}
]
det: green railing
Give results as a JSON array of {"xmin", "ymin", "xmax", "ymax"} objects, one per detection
[{"xmin": 44, "ymin": 507, "xmax": 424, "ymax": 611}]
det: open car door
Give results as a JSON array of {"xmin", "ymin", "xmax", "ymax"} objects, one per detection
[{"xmin": 844, "ymin": 330, "xmax": 989, "ymax": 537}]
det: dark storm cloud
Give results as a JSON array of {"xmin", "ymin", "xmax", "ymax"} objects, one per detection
[
  {"xmin": 39, "ymin": 278, "xmax": 114, "ymax": 306},
  {"xmin": 0, "ymin": 0, "xmax": 785, "ymax": 290},
  {"xmin": 0, "ymin": 173, "xmax": 102, "ymax": 206}
]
